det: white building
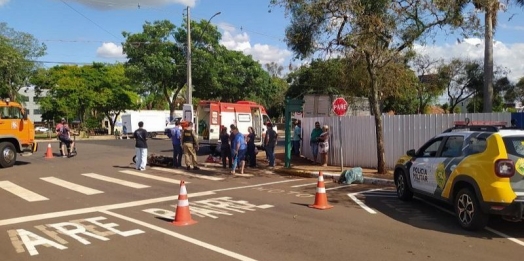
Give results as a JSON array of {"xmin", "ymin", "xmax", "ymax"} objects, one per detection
[{"xmin": 18, "ymin": 86, "xmax": 47, "ymax": 123}]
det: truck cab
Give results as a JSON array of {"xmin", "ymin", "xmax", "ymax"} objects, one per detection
[{"xmin": 0, "ymin": 98, "xmax": 38, "ymax": 168}]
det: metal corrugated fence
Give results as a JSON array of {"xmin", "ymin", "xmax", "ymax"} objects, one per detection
[{"xmin": 300, "ymin": 113, "xmax": 511, "ymax": 169}]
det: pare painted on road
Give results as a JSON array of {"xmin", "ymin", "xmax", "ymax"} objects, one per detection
[
  {"xmin": 143, "ymin": 196, "xmax": 274, "ymax": 219},
  {"xmin": 252, "ymin": 187, "xmax": 314, "ymax": 197},
  {"xmin": 8, "ymin": 216, "xmax": 144, "ymax": 256}
]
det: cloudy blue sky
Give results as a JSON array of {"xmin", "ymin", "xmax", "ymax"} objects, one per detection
[{"xmin": 1, "ymin": 0, "xmax": 524, "ymax": 85}]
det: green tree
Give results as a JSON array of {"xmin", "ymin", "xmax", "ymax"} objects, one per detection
[
  {"xmin": 438, "ymin": 59, "xmax": 480, "ymax": 113},
  {"xmin": 271, "ymin": 0, "xmax": 465, "ymax": 173},
  {"xmin": 286, "ymin": 58, "xmax": 348, "ymax": 98},
  {"xmin": 467, "ymin": 73, "xmax": 512, "ymax": 112},
  {"xmin": 265, "ymin": 77, "xmax": 288, "ymax": 119},
  {"xmin": 411, "ymin": 54, "xmax": 446, "ymax": 114},
  {"xmin": 265, "ymin": 62, "xmax": 284, "ymax": 77},
  {"xmin": 31, "ymin": 64, "xmax": 138, "ymax": 131},
  {"xmin": 461, "ymin": 0, "xmax": 524, "ymax": 112},
  {"xmin": 88, "ymin": 63, "xmax": 139, "ymax": 134},
  {"xmin": 504, "ymin": 77, "xmax": 524, "ymax": 105},
  {"xmin": 122, "ymin": 20, "xmax": 186, "ymax": 120},
  {"xmin": 32, "ymin": 65, "xmax": 96, "ymax": 122},
  {"xmin": 0, "ymin": 23, "xmax": 46, "ymax": 100}
]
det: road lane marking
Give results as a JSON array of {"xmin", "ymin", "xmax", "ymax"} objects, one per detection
[
  {"xmin": 0, "ymin": 191, "xmax": 215, "ymax": 226},
  {"xmin": 348, "ymin": 194, "xmax": 377, "ymax": 214},
  {"xmin": 347, "ymin": 188, "xmax": 385, "ymax": 214},
  {"xmin": 119, "ymin": 170, "xmax": 188, "ymax": 184},
  {"xmin": 151, "ymin": 167, "xmax": 224, "ymax": 181},
  {"xmin": 291, "ymin": 182, "xmax": 318, "ymax": 188},
  {"xmin": 0, "ymin": 181, "xmax": 49, "ymax": 202},
  {"xmin": 360, "ymin": 190, "xmax": 397, "ymax": 198},
  {"xmin": 101, "ymin": 210, "xmax": 258, "ymax": 261},
  {"xmin": 413, "ymin": 197, "xmax": 524, "ymax": 247},
  {"xmin": 0, "ymin": 179, "xmax": 301, "ymax": 226},
  {"xmin": 211, "ymin": 179, "xmax": 305, "ymax": 192},
  {"xmin": 326, "ymin": 185, "xmax": 354, "ymax": 191},
  {"xmin": 82, "ymin": 173, "xmax": 150, "ymax": 189},
  {"xmin": 485, "ymin": 227, "xmax": 524, "ymax": 247},
  {"xmin": 40, "ymin": 177, "xmax": 103, "ymax": 195}
]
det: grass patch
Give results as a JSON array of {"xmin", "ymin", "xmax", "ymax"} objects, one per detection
[{"xmin": 35, "ymin": 133, "xmax": 57, "ymax": 139}]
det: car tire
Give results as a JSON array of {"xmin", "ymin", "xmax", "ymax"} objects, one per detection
[
  {"xmin": 0, "ymin": 142, "xmax": 17, "ymax": 168},
  {"xmin": 395, "ymin": 170, "xmax": 413, "ymax": 201},
  {"xmin": 454, "ymin": 188, "xmax": 489, "ymax": 230}
]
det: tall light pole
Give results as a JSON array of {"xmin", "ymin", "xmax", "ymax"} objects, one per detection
[
  {"xmin": 185, "ymin": 7, "xmax": 221, "ymax": 106},
  {"xmin": 186, "ymin": 6, "xmax": 192, "ymax": 105}
]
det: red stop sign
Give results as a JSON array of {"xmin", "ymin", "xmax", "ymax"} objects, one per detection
[{"xmin": 332, "ymin": 97, "xmax": 348, "ymax": 116}]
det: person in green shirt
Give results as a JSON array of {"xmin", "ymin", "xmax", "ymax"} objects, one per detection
[{"xmin": 310, "ymin": 121, "xmax": 323, "ymax": 164}]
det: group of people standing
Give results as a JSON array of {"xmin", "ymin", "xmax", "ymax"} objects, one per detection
[
  {"xmin": 219, "ymin": 123, "xmax": 278, "ymax": 174},
  {"xmin": 291, "ymin": 120, "xmax": 331, "ymax": 167},
  {"xmin": 132, "ymin": 118, "xmax": 329, "ymax": 173},
  {"xmin": 132, "ymin": 120, "xmax": 201, "ymax": 171},
  {"xmin": 309, "ymin": 121, "xmax": 330, "ymax": 166}
]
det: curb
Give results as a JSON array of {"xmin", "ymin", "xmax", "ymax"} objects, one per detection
[{"xmin": 273, "ymin": 168, "xmax": 394, "ymax": 186}]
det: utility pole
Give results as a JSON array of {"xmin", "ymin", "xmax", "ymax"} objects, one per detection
[
  {"xmin": 186, "ymin": 6, "xmax": 192, "ymax": 104},
  {"xmin": 183, "ymin": 6, "xmax": 194, "ymax": 124}
]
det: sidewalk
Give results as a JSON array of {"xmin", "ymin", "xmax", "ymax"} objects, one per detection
[
  {"xmin": 36, "ymin": 134, "xmax": 120, "ymax": 142},
  {"xmin": 262, "ymin": 147, "xmax": 395, "ymax": 186}
]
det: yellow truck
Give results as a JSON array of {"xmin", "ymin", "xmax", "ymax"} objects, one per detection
[{"xmin": 0, "ymin": 98, "xmax": 38, "ymax": 168}]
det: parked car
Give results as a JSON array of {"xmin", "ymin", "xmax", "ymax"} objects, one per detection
[
  {"xmin": 394, "ymin": 124, "xmax": 524, "ymax": 230},
  {"xmin": 35, "ymin": 127, "xmax": 49, "ymax": 132}
]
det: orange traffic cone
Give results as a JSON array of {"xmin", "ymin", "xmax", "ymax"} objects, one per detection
[
  {"xmin": 172, "ymin": 180, "xmax": 197, "ymax": 226},
  {"xmin": 44, "ymin": 144, "xmax": 53, "ymax": 159},
  {"xmin": 309, "ymin": 171, "xmax": 333, "ymax": 210}
]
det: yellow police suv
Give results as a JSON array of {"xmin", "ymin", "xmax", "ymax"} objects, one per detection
[{"xmin": 394, "ymin": 123, "xmax": 524, "ymax": 230}]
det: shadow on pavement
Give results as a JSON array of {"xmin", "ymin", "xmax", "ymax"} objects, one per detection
[
  {"xmin": 359, "ymin": 191, "xmax": 524, "ymax": 242},
  {"xmin": 112, "ymin": 165, "xmax": 136, "ymax": 169},
  {"xmin": 14, "ymin": 160, "xmax": 30, "ymax": 166}
]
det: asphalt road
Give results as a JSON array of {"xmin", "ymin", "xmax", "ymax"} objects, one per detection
[{"xmin": 0, "ymin": 139, "xmax": 523, "ymax": 261}]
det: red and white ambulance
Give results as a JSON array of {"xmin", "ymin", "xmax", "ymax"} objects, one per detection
[{"xmin": 196, "ymin": 100, "xmax": 275, "ymax": 150}]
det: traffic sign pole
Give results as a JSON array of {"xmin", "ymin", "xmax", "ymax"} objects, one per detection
[
  {"xmin": 332, "ymin": 97, "xmax": 348, "ymax": 172},
  {"xmin": 339, "ymin": 116, "xmax": 343, "ymax": 171}
]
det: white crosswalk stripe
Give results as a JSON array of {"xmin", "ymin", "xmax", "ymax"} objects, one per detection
[
  {"xmin": 2, "ymin": 168, "xmax": 223, "ymax": 204},
  {"xmin": 151, "ymin": 167, "xmax": 224, "ymax": 181},
  {"xmin": 40, "ymin": 177, "xmax": 104, "ymax": 195},
  {"xmin": 0, "ymin": 181, "xmax": 49, "ymax": 202},
  {"xmin": 118, "ymin": 170, "xmax": 188, "ymax": 184},
  {"xmin": 81, "ymin": 173, "xmax": 150, "ymax": 189}
]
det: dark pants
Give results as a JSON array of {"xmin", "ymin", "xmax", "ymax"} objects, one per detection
[
  {"xmin": 266, "ymin": 146, "xmax": 275, "ymax": 167},
  {"xmin": 247, "ymin": 144, "xmax": 256, "ymax": 167},
  {"xmin": 221, "ymin": 146, "xmax": 232, "ymax": 168},
  {"xmin": 172, "ymin": 143, "xmax": 183, "ymax": 167},
  {"xmin": 292, "ymin": 140, "xmax": 301, "ymax": 156}
]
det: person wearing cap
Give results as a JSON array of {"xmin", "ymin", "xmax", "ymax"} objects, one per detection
[
  {"xmin": 55, "ymin": 118, "xmax": 66, "ymax": 156},
  {"xmin": 56, "ymin": 118, "xmax": 75, "ymax": 157}
]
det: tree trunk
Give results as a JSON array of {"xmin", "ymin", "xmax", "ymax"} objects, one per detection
[
  {"xmin": 483, "ymin": 8, "xmax": 494, "ymax": 112},
  {"xmin": 366, "ymin": 62, "xmax": 386, "ymax": 174}
]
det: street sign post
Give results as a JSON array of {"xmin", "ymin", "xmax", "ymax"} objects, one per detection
[{"xmin": 332, "ymin": 97, "xmax": 348, "ymax": 171}]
